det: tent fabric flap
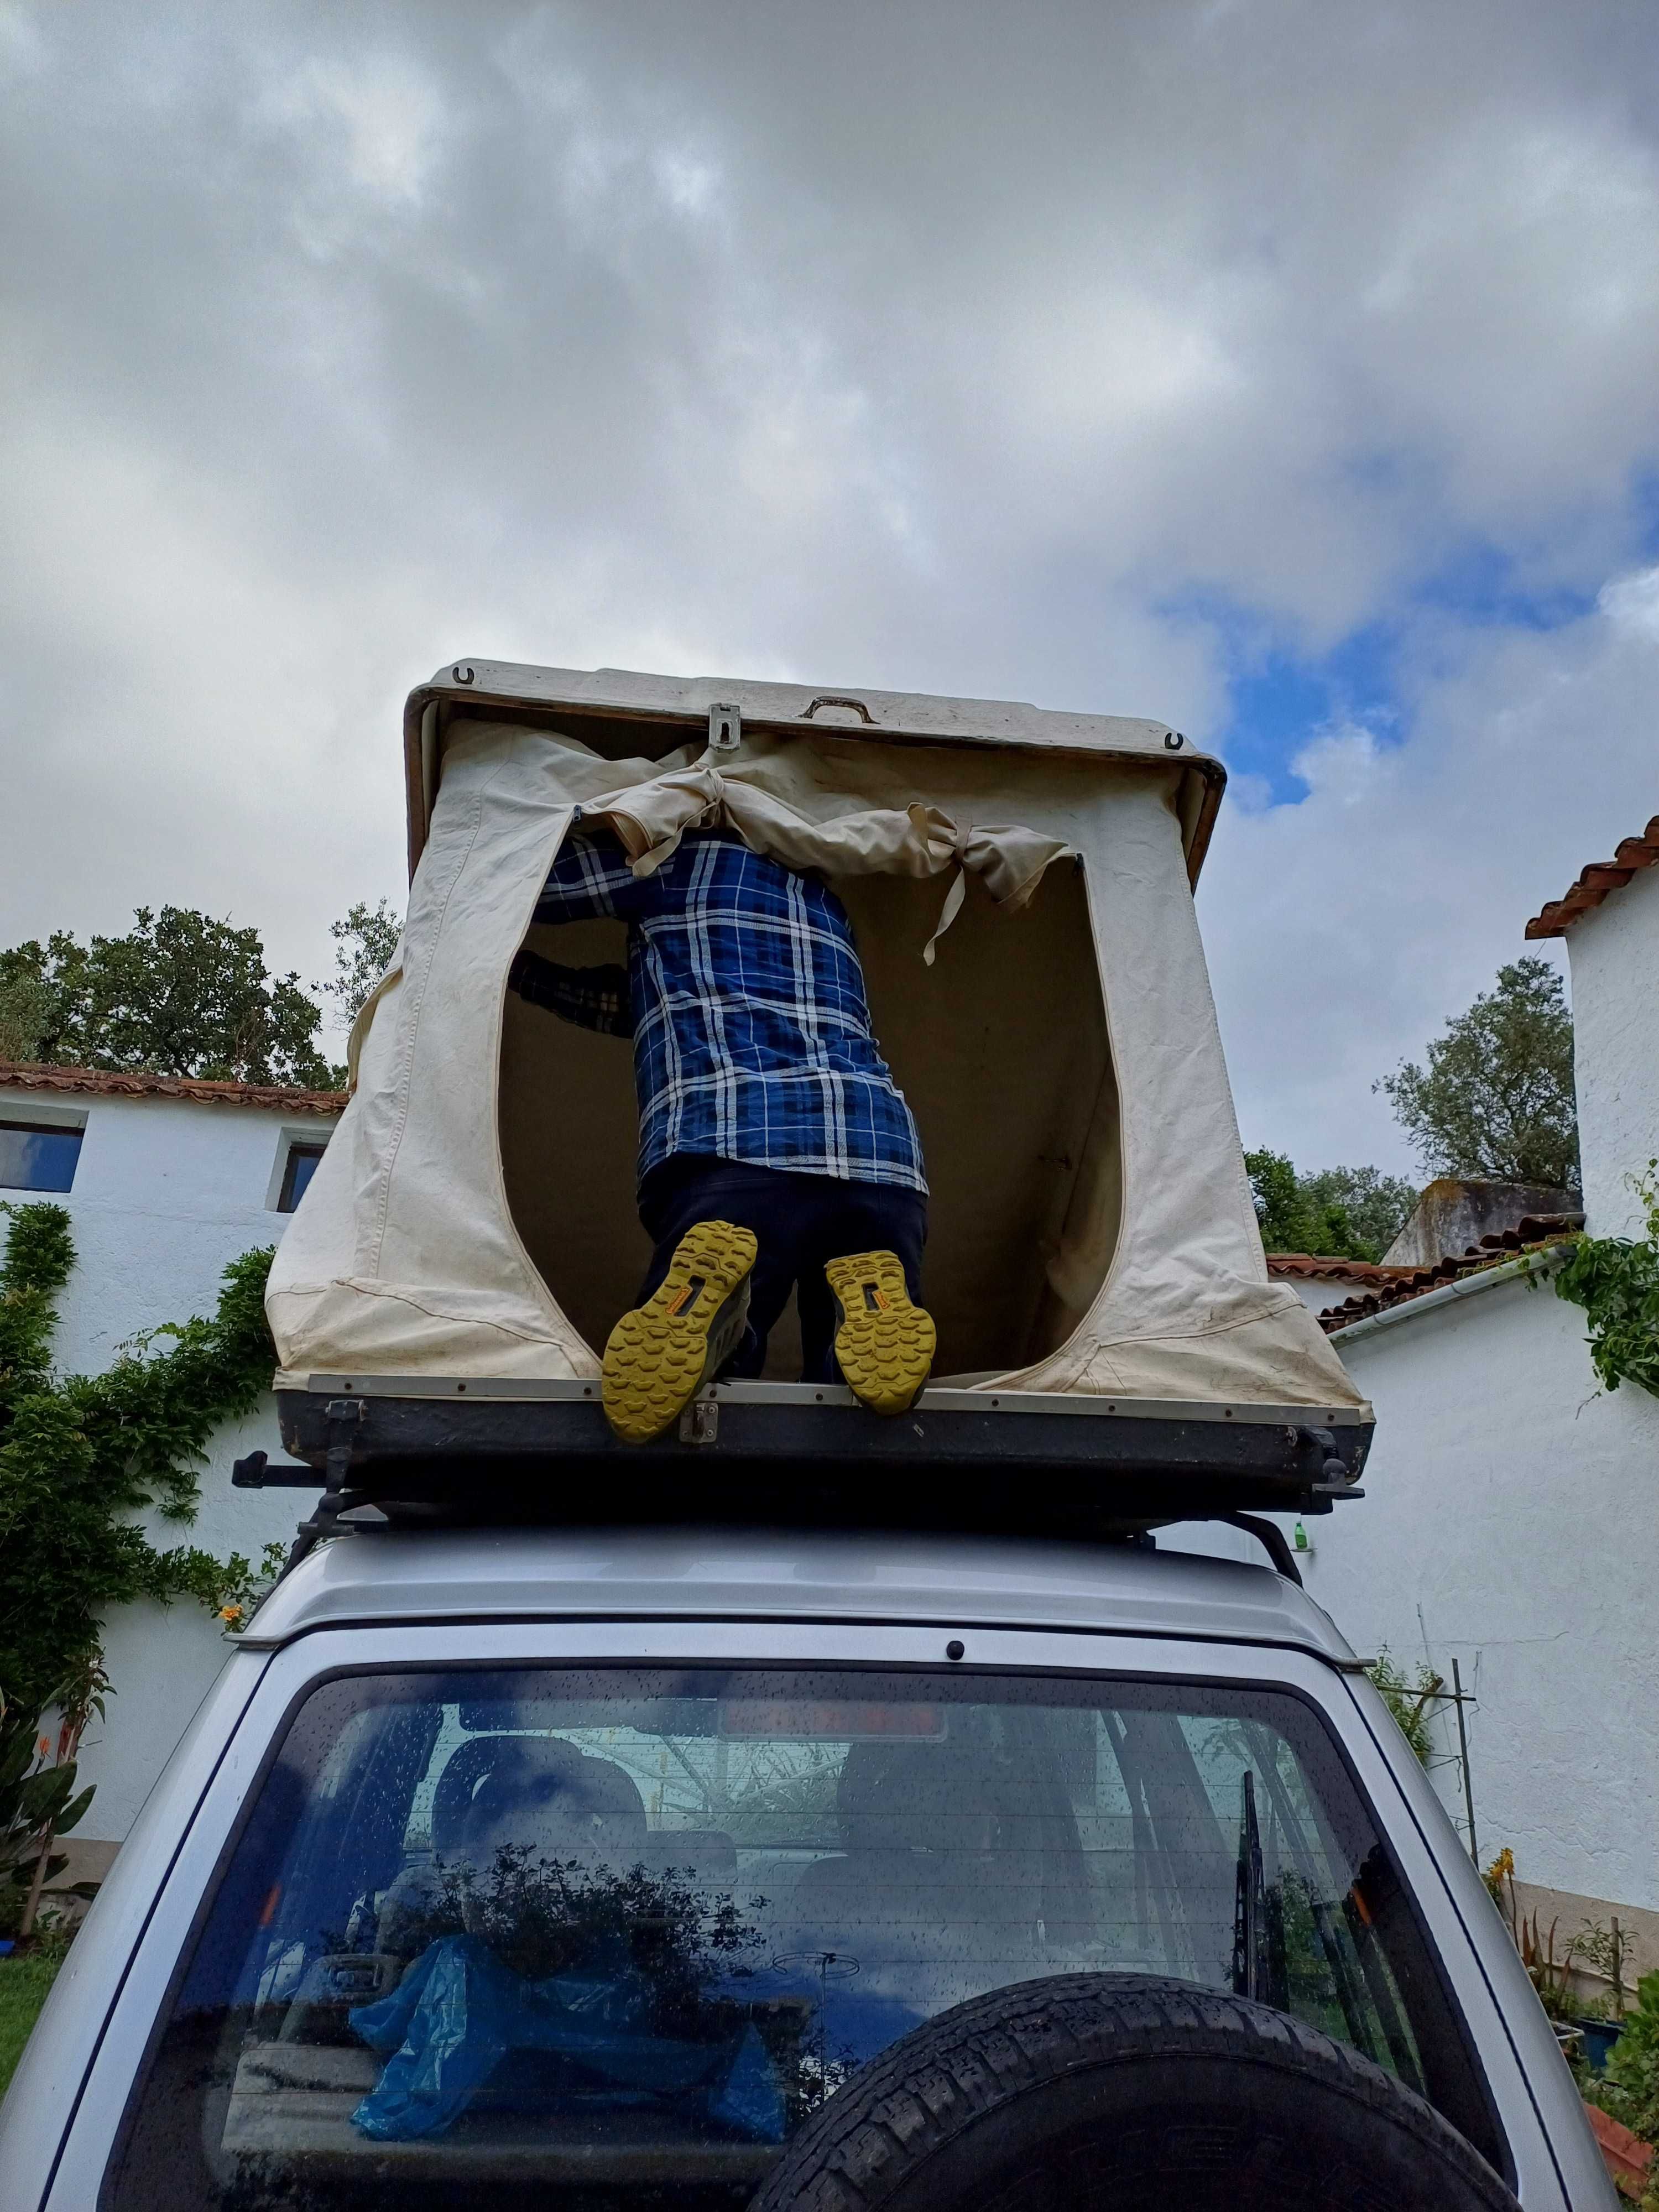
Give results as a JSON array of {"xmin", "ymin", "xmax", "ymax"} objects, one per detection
[
  {"xmin": 267, "ymin": 719, "xmax": 1363, "ymax": 1412},
  {"xmin": 575, "ymin": 737, "xmax": 1076, "ymax": 960}
]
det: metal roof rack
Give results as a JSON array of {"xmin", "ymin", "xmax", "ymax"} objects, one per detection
[{"xmin": 237, "ymin": 1381, "xmax": 1369, "ymax": 1589}]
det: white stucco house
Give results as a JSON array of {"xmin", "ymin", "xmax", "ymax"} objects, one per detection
[
  {"xmin": 0, "ymin": 1061, "xmax": 343, "ymax": 1879},
  {"xmin": 1237, "ymin": 811, "xmax": 1659, "ymax": 1998}
]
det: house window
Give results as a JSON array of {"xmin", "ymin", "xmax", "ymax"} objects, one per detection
[
  {"xmin": 0, "ymin": 1120, "xmax": 85, "ymax": 1193},
  {"xmin": 277, "ymin": 1141, "xmax": 327, "ymax": 1214}
]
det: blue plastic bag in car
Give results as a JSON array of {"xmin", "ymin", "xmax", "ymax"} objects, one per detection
[{"xmin": 349, "ymin": 1933, "xmax": 784, "ymax": 2143}]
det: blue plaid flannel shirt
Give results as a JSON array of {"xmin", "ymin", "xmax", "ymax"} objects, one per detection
[{"xmin": 514, "ymin": 828, "xmax": 927, "ymax": 1194}]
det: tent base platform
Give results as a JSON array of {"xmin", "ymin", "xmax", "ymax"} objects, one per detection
[{"xmin": 242, "ymin": 1381, "xmax": 1369, "ymax": 1572}]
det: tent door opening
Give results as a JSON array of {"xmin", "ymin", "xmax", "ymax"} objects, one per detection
[{"xmin": 497, "ymin": 857, "xmax": 1120, "ymax": 1384}]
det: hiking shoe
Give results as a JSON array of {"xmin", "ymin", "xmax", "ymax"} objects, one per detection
[
  {"xmin": 602, "ymin": 1219, "xmax": 758, "ymax": 1445},
  {"xmin": 824, "ymin": 1249, "xmax": 936, "ymax": 1416}
]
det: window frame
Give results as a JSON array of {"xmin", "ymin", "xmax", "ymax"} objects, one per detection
[
  {"xmin": 0, "ymin": 1110, "xmax": 87, "ymax": 1193},
  {"xmin": 269, "ymin": 1130, "xmax": 329, "ymax": 1214}
]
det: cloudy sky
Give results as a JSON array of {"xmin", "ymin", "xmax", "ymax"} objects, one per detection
[{"xmin": 4, "ymin": 0, "xmax": 1658, "ymax": 1173}]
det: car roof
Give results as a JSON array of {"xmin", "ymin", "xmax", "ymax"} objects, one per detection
[{"xmin": 239, "ymin": 1527, "xmax": 1361, "ymax": 1666}]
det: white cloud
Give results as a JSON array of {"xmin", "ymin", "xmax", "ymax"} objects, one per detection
[
  {"xmin": 257, "ymin": 53, "xmax": 448, "ymax": 218},
  {"xmin": 1, "ymin": 0, "xmax": 1657, "ymax": 1170},
  {"xmin": 0, "ymin": 1, "xmax": 43, "ymax": 79},
  {"xmin": 1203, "ymin": 570, "xmax": 1659, "ymax": 1173},
  {"xmin": 1599, "ymin": 562, "xmax": 1659, "ymax": 640}
]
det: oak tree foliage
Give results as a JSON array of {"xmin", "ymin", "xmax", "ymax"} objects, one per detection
[
  {"xmin": 0, "ymin": 899, "xmax": 403, "ymax": 1087},
  {"xmin": 316, "ymin": 898, "xmax": 401, "ymax": 1029},
  {"xmin": 1245, "ymin": 1151, "xmax": 1416, "ymax": 1264},
  {"xmin": 1378, "ymin": 957, "xmax": 1578, "ymax": 1191},
  {"xmin": 0, "ymin": 909, "xmax": 339, "ymax": 1088}
]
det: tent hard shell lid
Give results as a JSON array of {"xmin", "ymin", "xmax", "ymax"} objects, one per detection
[{"xmin": 264, "ymin": 659, "xmax": 1368, "ymax": 1510}]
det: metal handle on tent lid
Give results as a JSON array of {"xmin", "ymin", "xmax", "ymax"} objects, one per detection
[
  {"xmin": 800, "ymin": 695, "xmax": 875, "ymax": 723},
  {"xmin": 709, "ymin": 702, "xmax": 743, "ymax": 753}
]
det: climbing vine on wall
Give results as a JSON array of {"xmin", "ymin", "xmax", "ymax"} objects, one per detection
[
  {"xmin": 0, "ymin": 1201, "xmax": 281, "ymax": 1765},
  {"xmin": 1552, "ymin": 1167, "xmax": 1659, "ymax": 1399}
]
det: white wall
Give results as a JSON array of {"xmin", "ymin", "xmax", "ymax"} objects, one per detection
[
  {"xmin": 2, "ymin": 1091, "xmax": 327, "ymax": 1373},
  {"xmin": 0, "ymin": 1086, "xmax": 337, "ymax": 1843},
  {"xmin": 1568, "ymin": 863, "xmax": 1659, "ymax": 1239},
  {"xmin": 1287, "ymin": 1271, "xmax": 1659, "ymax": 1917},
  {"xmin": 1183, "ymin": 873, "xmax": 1659, "ymax": 1948},
  {"xmin": 81, "ymin": 1402, "xmax": 306, "ymax": 1843}
]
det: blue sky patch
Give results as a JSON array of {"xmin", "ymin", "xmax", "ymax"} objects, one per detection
[
  {"xmin": 1219, "ymin": 626, "xmax": 1398, "ymax": 801},
  {"xmin": 1190, "ymin": 517, "xmax": 1639, "ymax": 806},
  {"xmin": 1412, "ymin": 540, "xmax": 1597, "ymax": 633},
  {"xmin": 1171, "ymin": 593, "xmax": 1402, "ymax": 804},
  {"xmin": 1626, "ymin": 467, "xmax": 1659, "ymax": 565}
]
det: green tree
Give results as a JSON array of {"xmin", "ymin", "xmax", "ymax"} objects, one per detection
[
  {"xmin": 0, "ymin": 942, "xmax": 70, "ymax": 1064},
  {"xmin": 1248, "ymin": 1151, "xmax": 1314, "ymax": 1253},
  {"xmin": 0, "ymin": 909, "xmax": 340, "ymax": 1088},
  {"xmin": 1245, "ymin": 1150, "xmax": 1416, "ymax": 1264},
  {"xmin": 316, "ymin": 898, "xmax": 401, "ymax": 1029},
  {"xmin": 1296, "ymin": 1164, "xmax": 1417, "ymax": 1259},
  {"xmin": 1378, "ymin": 957, "xmax": 1579, "ymax": 1190},
  {"xmin": 0, "ymin": 962, "xmax": 53, "ymax": 1064}
]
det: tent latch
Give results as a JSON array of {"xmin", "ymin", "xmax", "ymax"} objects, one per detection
[
  {"xmin": 709, "ymin": 702, "xmax": 742, "ymax": 753},
  {"xmin": 1298, "ymin": 1426, "xmax": 1349, "ymax": 1483},
  {"xmin": 679, "ymin": 1395, "xmax": 720, "ymax": 1445}
]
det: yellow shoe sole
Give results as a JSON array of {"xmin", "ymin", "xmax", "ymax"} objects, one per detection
[
  {"xmin": 825, "ymin": 1249, "xmax": 936, "ymax": 1416},
  {"xmin": 602, "ymin": 1219, "xmax": 758, "ymax": 1445}
]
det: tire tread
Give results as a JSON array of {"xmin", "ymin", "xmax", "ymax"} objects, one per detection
[{"xmin": 750, "ymin": 1972, "xmax": 1516, "ymax": 2212}]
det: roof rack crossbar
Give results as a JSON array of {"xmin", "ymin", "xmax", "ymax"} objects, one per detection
[{"xmin": 233, "ymin": 1457, "xmax": 1364, "ymax": 1590}]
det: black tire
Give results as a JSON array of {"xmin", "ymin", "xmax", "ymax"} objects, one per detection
[{"xmin": 750, "ymin": 1973, "xmax": 1520, "ymax": 2212}]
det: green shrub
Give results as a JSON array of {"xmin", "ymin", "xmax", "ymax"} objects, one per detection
[
  {"xmin": 1588, "ymin": 1969, "xmax": 1659, "ymax": 2164},
  {"xmin": 1553, "ymin": 1168, "xmax": 1659, "ymax": 1399},
  {"xmin": 1366, "ymin": 1649, "xmax": 1441, "ymax": 1766},
  {"xmin": 0, "ymin": 1202, "xmax": 280, "ymax": 1921}
]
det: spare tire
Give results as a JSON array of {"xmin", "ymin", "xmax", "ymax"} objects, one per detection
[{"xmin": 750, "ymin": 1974, "xmax": 1519, "ymax": 2212}]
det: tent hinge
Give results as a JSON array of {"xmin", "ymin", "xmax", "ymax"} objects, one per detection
[
  {"xmin": 278, "ymin": 1400, "xmax": 368, "ymax": 1580},
  {"xmin": 708, "ymin": 702, "xmax": 742, "ymax": 753},
  {"xmin": 325, "ymin": 1396, "xmax": 368, "ymax": 1485},
  {"xmin": 1297, "ymin": 1425, "xmax": 1348, "ymax": 1483},
  {"xmin": 679, "ymin": 1395, "xmax": 719, "ymax": 1445}
]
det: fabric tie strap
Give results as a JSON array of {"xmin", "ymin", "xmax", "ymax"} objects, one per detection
[
  {"xmin": 914, "ymin": 809, "xmax": 974, "ymax": 966},
  {"xmin": 582, "ymin": 764, "xmax": 1074, "ymax": 966}
]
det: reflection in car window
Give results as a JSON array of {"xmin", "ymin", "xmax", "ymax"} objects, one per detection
[{"xmin": 109, "ymin": 1668, "xmax": 1499, "ymax": 2208}]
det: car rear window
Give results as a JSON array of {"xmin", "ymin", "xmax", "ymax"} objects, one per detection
[{"xmin": 107, "ymin": 1666, "xmax": 1499, "ymax": 2208}]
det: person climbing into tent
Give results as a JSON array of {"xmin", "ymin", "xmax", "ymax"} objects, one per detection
[{"xmin": 508, "ymin": 823, "xmax": 936, "ymax": 1444}]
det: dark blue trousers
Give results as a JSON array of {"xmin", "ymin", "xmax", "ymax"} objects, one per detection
[{"xmin": 637, "ymin": 1154, "xmax": 928, "ymax": 1383}]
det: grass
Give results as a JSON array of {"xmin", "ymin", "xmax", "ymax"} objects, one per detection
[{"xmin": 0, "ymin": 1939, "xmax": 70, "ymax": 2099}]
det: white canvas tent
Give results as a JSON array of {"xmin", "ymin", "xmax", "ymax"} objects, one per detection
[{"xmin": 267, "ymin": 662, "xmax": 1364, "ymax": 1417}]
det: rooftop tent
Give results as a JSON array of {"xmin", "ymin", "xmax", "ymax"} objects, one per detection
[{"xmin": 266, "ymin": 662, "xmax": 1363, "ymax": 1413}]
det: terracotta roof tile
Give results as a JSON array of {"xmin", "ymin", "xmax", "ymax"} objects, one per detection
[
  {"xmin": 1317, "ymin": 1214, "xmax": 1583, "ymax": 1330},
  {"xmin": 1267, "ymin": 1254, "xmax": 1414, "ymax": 1285},
  {"xmin": 1525, "ymin": 815, "xmax": 1659, "ymax": 937},
  {"xmin": 0, "ymin": 1061, "xmax": 346, "ymax": 1115}
]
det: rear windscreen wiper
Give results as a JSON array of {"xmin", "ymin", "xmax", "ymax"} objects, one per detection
[{"xmin": 1232, "ymin": 1769, "xmax": 1269, "ymax": 2002}]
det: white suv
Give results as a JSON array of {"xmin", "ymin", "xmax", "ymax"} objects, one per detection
[{"xmin": 0, "ymin": 1527, "xmax": 1612, "ymax": 2209}]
